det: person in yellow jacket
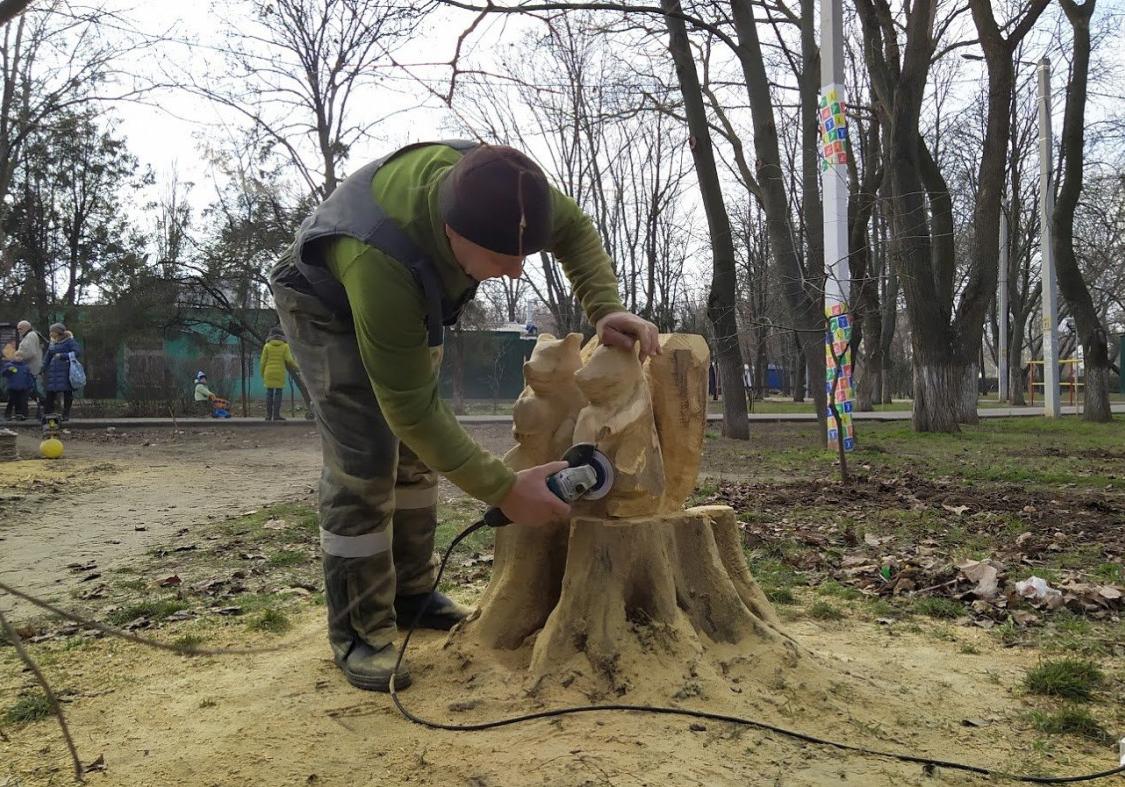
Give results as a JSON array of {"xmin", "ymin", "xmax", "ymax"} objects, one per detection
[{"xmin": 259, "ymin": 326, "xmax": 298, "ymax": 421}]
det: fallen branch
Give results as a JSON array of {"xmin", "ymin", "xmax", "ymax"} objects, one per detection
[{"xmin": 0, "ymin": 608, "xmax": 84, "ymax": 782}]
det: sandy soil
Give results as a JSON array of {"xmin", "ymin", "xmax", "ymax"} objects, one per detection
[
  {"xmin": 2, "ymin": 606, "xmax": 1115, "ymax": 786},
  {"xmin": 0, "ymin": 425, "xmax": 516, "ymax": 621},
  {"xmin": 1, "ymin": 424, "xmax": 1120, "ymax": 786},
  {"xmin": 0, "ymin": 428, "xmax": 322, "ymax": 619}
]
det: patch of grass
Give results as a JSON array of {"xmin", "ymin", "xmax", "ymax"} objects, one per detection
[
  {"xmin": 268, "ymin": 549, "xmax": 306, "ymax": 568},
  {"xmin": 1091, "ymin": 562, "xmax": 1123, "ymax": 584},
  {"xmin": 1048, "ymin": 544, "xmax": 1104, "ymax": 572},
  {"xmin": 928, "ymin": 624, "xmax": 958, "ymax": 642},
  {"xmin": 690, "ymin": 478, "xmax": 720, "ymax": 503},
  {"xmin": 1024, "ymin": 659, "xmax": 1104, "ymax": 701},
  {"xmin": 173, "ymin": 633, "xmax": 205, "ymax": 653},
  {"xmin": 248, "ymin": 608, "xmax": 291, "ymax": 634},
  {"xmin": 745, "ymin": 553, "xmax": 805, "ymax": 605},
  {"xmin": 4, "ymin": 692, "xmax": 51, "ymax": 724},
  {"xmin": 863, "ymin": 597, "xmax": 907, "ymax": 620},
  {"xmin": 994, "ymin": 620, "xmax": 1026, "ymax": 647},
  {"xmin": 807, "ymin": 601, "xmax": 844, "ymax": 621},
  {"xmin": 1035, "ymin": 615, "xmax": 1124, "ymax": 658},
  {"xmin": 434, "ymin": 499, "xmax": 492, "ymax": 554},
  {"xmin": 816, "ymin": 579, "xmax": 861, "ymax": 601},
  {"xmin": 912, "ymin": 597, "xmax": 964, "ymax": 620},
  {"xmin": 60, "ymin": 637, "xmax": 89, "ymax": 652},
  {"xmin": 228, "ymin": 592, "xmax": 283, "ymax": 614},
  {"xmin": 115, "ymin": 578, "xmax": 147, "ymax": 591},
  {"xmin": 1029, "ymin": 707, "xmax": 1110, "ymax": 742},
  {"xmin": 959, "ymin": 642, "xmax": 981, "ymax": 655},
  {"xmin": 105, "ymin": 598, "xmax": 189, "ymax": 626},
  {"xmin": 765, "ymin": 587, "xmax": 796, "ymax": 605}
]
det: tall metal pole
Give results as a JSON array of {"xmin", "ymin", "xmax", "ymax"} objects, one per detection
[
  {"xmin": 820, "ymin": 0, "xmax": 855, "ymax": 450},
  {"xmin": 1037, "ymin": 57, "xmax": 1061, "ymax": 417},
  {"xmin": 998, "ymin": 204, "xmax": 1009, "ymax": 402}
]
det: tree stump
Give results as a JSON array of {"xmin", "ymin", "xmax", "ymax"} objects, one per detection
[{"xmin": 458, "ymin": 333, "xmax": 800, "ymax": 696}]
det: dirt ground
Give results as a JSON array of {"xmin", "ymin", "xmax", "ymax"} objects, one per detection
[
  {"xmin": 0, "ymin": 428, "xmax": 323, "ymax": 620},
  {"xmin": 2, "ymin": 422, "xmax": 1122, "ymax": 786}
]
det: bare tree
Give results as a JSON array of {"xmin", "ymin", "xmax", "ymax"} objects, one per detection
[
  {"xmin": 0, "ymin": 0, "xmax": 31, "ymax": 27},
  {"xmin": 183, "ymin": 0, "xmax": 422, "ymax": 200},
  {"xmin": 853, "ymin": 0, "xmax": 1048, "ymax": 432},
  {"xmin": 662, "ymin": 0, "xmax": 749, "ymax": 439},
  {"xmin": 0, "ymin": 3, "xmax": 152, "ymax": 252},
  {"xmin": 1052, "ymin": 0, "xmax": 1111, "ymax": 420}
]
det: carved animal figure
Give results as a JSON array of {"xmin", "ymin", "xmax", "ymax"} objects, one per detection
[
  {"xmin": 504, "ymin": 333, "xmax": 585, "ymax": 471},
  {"xmin": 572, "ymin": 343, "xmax": 664, "ymax": 517}
]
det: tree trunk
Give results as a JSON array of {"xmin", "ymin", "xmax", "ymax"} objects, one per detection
[
  {"xmin": 730, "ymin": 0, "xmax": 826, "ymax": 436},
  {"xmin": 661, "ymin": 0, "xmax": 749, "ymax": 440},
  {"xmin": 912, "ymin": 359, "xmax": 963, "ymax": 433},
  {"xmin": 958, "ymin": 362, "xmax": 980, "ymax": 425},
  {"xmin": 754, "ymin": 341, "xmax": 767, "ymax": 400},
  {"xmin": 1008, "ymin": 307, "xmax": 1028, "ymax": 405},
  {"xmin": 856, "ymin": 325, "xmax": 881, "ymax": 411},
  {"xmin": 879, "ymin": 217, "xmax": 897, "ymax": 406},
  {"xmin": 792, "ymin": 343, "xmax": 806, "ymax": 402},
  {"xmin": 1053, "ymin": 0, "xmax": 1111, "ymax": 422}
]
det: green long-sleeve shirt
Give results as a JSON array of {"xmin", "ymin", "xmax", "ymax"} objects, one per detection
[{"xmin": 325, "ymin": 143, "xmax": 624, "ymax": 505}]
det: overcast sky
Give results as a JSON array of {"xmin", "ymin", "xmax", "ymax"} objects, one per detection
[{"xmin": 108, "ymin": 2, "xmax": 521, "ymax": 207}]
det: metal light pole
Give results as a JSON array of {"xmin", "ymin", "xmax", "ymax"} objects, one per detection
[
  {"xmin": 998, "ymin": 204, "xmax": 1009, "ymax": 402},
  {"xmin": 1037, "ymin": 57, "xmax": 1061, "ymax": 417},
  {"xmin": 819, "ymin": 0, "xmax": 855, "ymax": 451}
]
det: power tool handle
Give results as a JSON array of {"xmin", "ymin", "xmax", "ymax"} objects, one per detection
[
  {"xmin": 483, "ymin": 468, "xmax": 572, "ymax": 528},
  {"xmin": 483, "ymin": 506, "xmax": 511, "ymax": 528}
]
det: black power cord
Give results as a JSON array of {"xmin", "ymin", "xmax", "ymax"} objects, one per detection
[{"xmin": 390, "ymin": 519, "xmax": 1125, "ymax": 785}]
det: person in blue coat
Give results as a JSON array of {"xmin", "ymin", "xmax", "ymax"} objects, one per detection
[
  {"xmin": 2, "ymin": 351, "xmax": 36, "ymax": 420},
  {"xmin": 42, "ymin": 323, "xmax": 80, "ymax": 421}
]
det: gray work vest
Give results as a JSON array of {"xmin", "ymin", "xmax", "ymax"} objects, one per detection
[{"xmin": 293, "ymin": 139, "xmax": 479, "ymax": 347}]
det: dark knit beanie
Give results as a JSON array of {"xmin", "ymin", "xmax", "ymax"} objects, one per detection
[{"xmin": 438, "ymin": 145, "xmax": 552, "ymax": 256}]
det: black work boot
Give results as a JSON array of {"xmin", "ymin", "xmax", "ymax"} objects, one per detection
[
  {"xmin": 334, "ymin": 639, "xmax": 411, "ymax": 692},
  {"xmin": 395, "ymin": 591, "xmax": 472, "ymax": 631}
]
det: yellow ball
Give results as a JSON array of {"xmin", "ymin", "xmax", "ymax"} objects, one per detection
[{"xmin": 40, "ymin": 437, "xmax": 64, "ymax": 459}]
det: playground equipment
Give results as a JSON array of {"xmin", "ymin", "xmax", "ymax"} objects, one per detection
[{"xmin": 1027, "ymin": 358, "xmax": 1082, "ymax": 409}]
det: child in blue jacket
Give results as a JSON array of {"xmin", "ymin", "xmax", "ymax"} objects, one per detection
[{"xmin": 2, "ymin": 351, "xmax": 36, "ymax": 420}]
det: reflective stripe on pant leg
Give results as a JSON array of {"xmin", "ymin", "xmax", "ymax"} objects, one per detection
[
  {"xmin": 392, "ymin": 441, "xmax": 439, "ymax": 596},
  {"xmin": 320, "ymin": 528, "xmax": 391, "ymax": 558},
  {"xmin": 271, "ymin": 258, "xmax": 400, "ymax": 650}
]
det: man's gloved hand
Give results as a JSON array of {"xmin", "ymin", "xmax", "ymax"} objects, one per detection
[
  {"xmin": 595, "ymin": 312, "xmax": 661, "ymax": 361},
  {"xmin": 498, "ymin": 460, "xmax": 571, "ymax": 526}
]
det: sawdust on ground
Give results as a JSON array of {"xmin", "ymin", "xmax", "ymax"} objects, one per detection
[
  {"xmin": 2, "ymin": 605, "xmax": 1116, "ymax": 786},
  {"xmin": 2, "ymin": 422, "xmax": 1120, "ymax": 786}
]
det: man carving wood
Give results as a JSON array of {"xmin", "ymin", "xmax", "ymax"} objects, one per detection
[{"xmin": 270, "ymin": 141, "xmax": 659, "ymax": 692}]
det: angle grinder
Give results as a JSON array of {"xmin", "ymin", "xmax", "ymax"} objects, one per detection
[{"xmin": 483, "ymin": 443, "xmax": 614, "ymax": 527}]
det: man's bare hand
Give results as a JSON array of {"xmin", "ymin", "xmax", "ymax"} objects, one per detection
[
  {"xmin": 595, "ymin": 312, "xmax": 661, "ymax": 361},
  {"xmin": 498, "ymin": 461, "xmax": 571, "ymax": 526}
]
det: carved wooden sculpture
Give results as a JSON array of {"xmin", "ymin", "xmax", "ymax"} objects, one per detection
[
  {"xmin": 458, "ymin": 332, "xmax": 796, "ymax": 695},
  {"xmin": 572, "ymin": 343, "xmax": 664, "ymax": 517},
  {"xmin": 471, "ymin": 333, "xmax": 586, "ymax": 648}
]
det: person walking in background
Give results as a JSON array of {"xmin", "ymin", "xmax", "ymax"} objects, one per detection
[
  {"xmin": 2, "ymin": 351, "xmax": 35, "ymax": 420},
  {"xmin": 42, "ymin": 323, "xmax": 80, "ymax": 422},
  {"xmin": 259, "ymin": 326, "xmax": 298, "ymax": 421},
  {"xmin": 16, "ymin": 321, "xmax": 45, "ymax": 418}
]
